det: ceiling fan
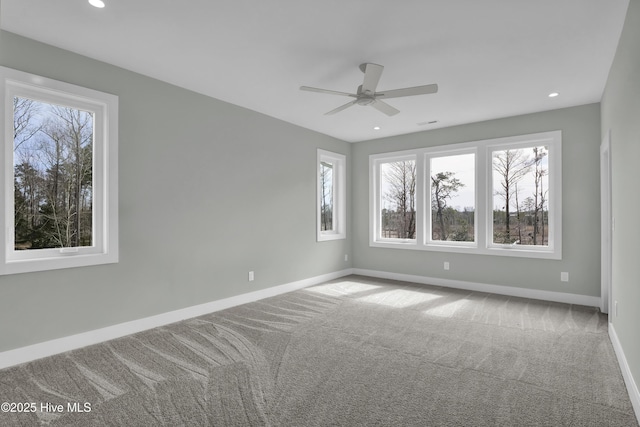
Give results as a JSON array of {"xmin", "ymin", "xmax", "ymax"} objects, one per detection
[{"xmin": 300, "ymin": 63, "xmax": 438, "ymax": 116}]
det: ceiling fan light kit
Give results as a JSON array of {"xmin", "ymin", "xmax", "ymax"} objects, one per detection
[{"xmin": 300, "ymin": 63, "xmax": 438, "ymax": 116}]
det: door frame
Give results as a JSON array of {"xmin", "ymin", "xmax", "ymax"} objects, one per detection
[{"xmin": 600, "ymin": 130, "xmax": 612, "ymax": 316}]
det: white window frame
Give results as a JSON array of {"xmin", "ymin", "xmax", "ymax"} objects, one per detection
[
  {"xmin": 0, "ymin": 66, "xmax": 119, "ymax": 275},
  {"xmin": 425, "ymin": 147, "xmax": 478, "ymax": 248},
  {"xmin": 370, "ymin": 153, "xmax": 419, "ymax": 246},
  {"xmin": 317, "ymin": 149, "xmax": 346, "ymax": 241},
  {"xmin": 486, "ymin": 133, "xmax": 562, "ymax": 258},
  {"xmin": 369, "ymin": 131, "xmax": 562, "ymax": 259}
]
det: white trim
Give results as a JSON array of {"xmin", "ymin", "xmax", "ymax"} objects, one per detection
[
  {"xmin": 0, "ymin": 66, "xmax": 119, "ymax": 275},
  {"xmin": 486, "ymin": 135, "xmax": 562, "ymax": 258},
  {"xmin": 600, "ymin": 130, "xmax": 612, "ymax": 314},
  {"xmin": 368, "ymin": 131, "xmax": 562, "ymax": 259},
  {"xmin": 0, "ymin": 267, "xmax": 607, "ymax": 370},
  {"xmin": 426, "ymin": 149, "xmax": 477, "ymax": 247},
  {"xmin": 317, "ymin": 149, "xmax": 347, "ymax": 241},
  {"xmin": 370, "ymin": 153, "xmax": 418, "ymax": 245},
  {"xmin": 353, "ymin": 268, "xmax": 601, "ymax": 307},
  {"xmin": 0, "ymin": 269, "xmax": 354, "ymax": 370},
  {"xmin": 609, "ymin": 323, "xmax": 640, "ymax": 424}
]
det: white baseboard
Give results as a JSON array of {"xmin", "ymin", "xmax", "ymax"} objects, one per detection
[
  {"xmin": 0, "ymin": 269, "xmax": 354, "ymax": 370},
  {"xmin": 0, "ymin": 267, "xmax": 602, "ymax": 371},
  {"xmin": 609, "ymin": 323, "xmax": 640, "ymax": 424},
  {"xmin": 352, "ymin": 268, "xmax": 601, "ymax": 307}
]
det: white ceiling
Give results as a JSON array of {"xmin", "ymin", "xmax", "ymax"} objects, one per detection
[{"xmin": 0, "ymin": 0, "xmax": 630, "ymax": 142}]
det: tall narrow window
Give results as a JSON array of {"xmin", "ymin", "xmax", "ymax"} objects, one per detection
[
  {"xmin": 378, "ymin": 157, "xmax": 416, "ymax": 241},
  {"xmin": 429, "ymin": 153, "xmax": 475, "ymax": 243},
  {"xmin": 1, "ymin": 66, "xmax": 118, "ymax": 275},
  {"xmin": 320, "ymin": 160, "xmax": 334, "ymax": 231},
  {"xmin": 491, "ymin": 145, "xmax": 550, "ymax": 246},
  {"xmin": 317, "ymin": 149, "xmax": 345, "ymax": 241}
]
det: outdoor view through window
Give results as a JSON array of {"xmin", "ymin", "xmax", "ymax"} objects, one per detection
[
  {"xmin": 381, "ymin": 159, "xmax": 416, "ymax": 240},
  {"xmin": 13, "ymin": 96, "xmax": 94, "ymax": 250},
  {"xmin": 319, "ymin": 160, "xmax": 333, "ymax": 231},
  {"xmin": 492, "ymin": 146, "xmax": 549, "ymax": 246},
  {"xmin": 430, "ymin": 153, "xmax": 475, "ymax": 242}
]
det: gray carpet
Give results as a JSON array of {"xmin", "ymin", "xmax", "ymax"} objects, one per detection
[{"xmin": 0, "ymin": 275, "xmax": 637, "ymax": 426}]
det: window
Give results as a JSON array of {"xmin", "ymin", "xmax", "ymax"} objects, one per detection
[
  {"xmin": 317, "ymin": 149, "xmax": 345, "ymax": 241},
  {"xmin": 429, "ymin": 152, "xmax": 475, "ymax": 244},
  {"xmin": 375, "ymin": 155, "xmax": 417, "ymax": 243},
  {"xmin": 1, "ymin": 66, "xmax": 119, "ymax": 274},
  {"xmin": 370, "ymin": 131, "xmax": 561, "ymax": 259},
  {"xmin": 491, "ymin": 145, "xmax": 550, "ymax": 247}
]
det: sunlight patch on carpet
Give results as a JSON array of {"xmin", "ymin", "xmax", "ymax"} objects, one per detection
[
  {"xmin": 357, "ymin": 288, "xmax": 442, "ymax": 308},
  {"xmin": 306, "ymin": 280, "xmax": 382, "ymax": 297}
]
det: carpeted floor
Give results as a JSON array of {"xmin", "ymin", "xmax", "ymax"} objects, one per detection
[{"xmin": 0, "ymin": 275, "xmax": 637, "ymax": 426}]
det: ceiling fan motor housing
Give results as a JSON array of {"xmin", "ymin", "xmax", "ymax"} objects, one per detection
[
  {"xmin": 356, "ymin": 84, "xmax": 375, "ymax": 105},
  {"xmin": 356, "ymin": 96, "xmax": 376, "ymax": 106}
]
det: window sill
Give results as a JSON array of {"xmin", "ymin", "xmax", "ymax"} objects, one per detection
[
  {"xmin": 369, "ymin": 240, "xmax": 560, "ymax": 259},
  {"xmin": 1, "ymin": 251, "xmax": 118, "ymax": 275},
  {"xmin": 318, "ymin": 232, "xmax": 346, "ymax": 242}
]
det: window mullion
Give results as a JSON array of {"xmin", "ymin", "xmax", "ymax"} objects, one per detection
[
  {"xmin": 415, "ymin": 154, "xmax": 426, "ymax": 246},
  {"xmin": 476, "ymin": 147, "xmax": 488, "ymax": 250}
]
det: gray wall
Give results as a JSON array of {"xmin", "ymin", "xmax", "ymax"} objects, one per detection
[
  {"xmin": 352, "ymin": 104, "xmax": 601, "ymax": 297},
  {"xmin": 601, "ymin": 0, "xmax": 640, "ymax": 398},
  {"xmin": 0, "ymin": 31, "xmax": 351, "ymax": 352}
]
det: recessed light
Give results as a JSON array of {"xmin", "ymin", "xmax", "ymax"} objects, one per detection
[
  {"xmin": 548, "ymin": 92, "xmax": 559, "ymax": 98},
  {"xmin": 88, "ymin": 0, "xmax": 105, "ymax": 8},
  {"xmin": 373, "ymin": 126, "xmax": 381, "ymax": 130}
]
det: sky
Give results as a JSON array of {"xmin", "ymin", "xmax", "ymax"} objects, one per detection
[
  {"xmin": 381, "ymin": 148, "xmax": 550, "ymax": 212},
  {"xmin": 431, "ymin": 153, "xmax": 475, "ymax": 211},
  {"xmin": 432, "ymin": 149, "xmax": 549, "ymax": 211}
]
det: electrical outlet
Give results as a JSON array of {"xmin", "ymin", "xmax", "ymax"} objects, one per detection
[
  {"xmin": 344, "ymin": 254, "xmax": 348, "ymax": 262},
  {"xmin": 444, "ymin": 261, "xmax": 450, "ymax": 271},
  {"xmin": 615, "ymin": 300, "xmax": 619, "ymax": 317},
  {"xmin": 248, "ymin": 271, "xmax": 254, "ymax": 282},
  {"xmin": 561, "ymin": 272, "xmax": 569, "ymax": 282}
]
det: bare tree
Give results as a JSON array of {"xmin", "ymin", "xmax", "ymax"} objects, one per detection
[
  {"xmin": 514, "ymin": 182, "xmax": 522, "ymax": 244},
  {"xmin": 531, "ymin": 147, "xmax": 548, "ymax": 245},
  {"xmin": 14, "ymin": 101, "xmax": 93, "ymax": 249},
  {"xmin": 493, "ymin": 149, "xmax": 531, "ymax": 243},
  {"xmin": 383, "ymin": 161, "xmax": 416, "ymax": 239},
  {"xmin": 13, "ymin": 97, "xmax": 41, "ymax": 149},
  {"xmin": 320, "ymin": 161, "xmax": 333, "ymax": 231}
]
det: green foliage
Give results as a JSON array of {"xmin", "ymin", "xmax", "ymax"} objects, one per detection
[{"xmin": 431, "ymin": 171, "xmax": 464, "ymax": 241}]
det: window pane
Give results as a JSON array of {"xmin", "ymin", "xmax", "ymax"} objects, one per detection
[
  {"xmin": 320, "ymin": 161, "xmax": 333, "ymax": 231},
  {"xmin": 13, "ymin": 97, "xmax": 94, "ymax": 250},
  {"xmin": 492, "ymin": 146, "xmax": 549, "ymax": 246},
  {"xmin": 430, "ymin": 153, "xmax": 475, "ymax": 242},
  {"xmin": 380, "ymin": 160, "xmax": 416, "ymax": 239}
]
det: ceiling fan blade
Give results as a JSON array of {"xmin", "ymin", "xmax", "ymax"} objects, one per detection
[
  {"xmin": 361, "ymin": 63, "xmax": 384, "ymax": 94},
  {"xmin": 375, "ymin": 84, "xmax": 438, "ymax": 99},
  {"xmin": 300, "ymin": 86, "xmax": 356, "ymax": 97},
  {"xmin": 370, "ymin": 100, "xmax": 400, "ymax": 117},
  {"xmin": 325, "ymin": 100, "xmax": 358, "ymax": 115}
]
